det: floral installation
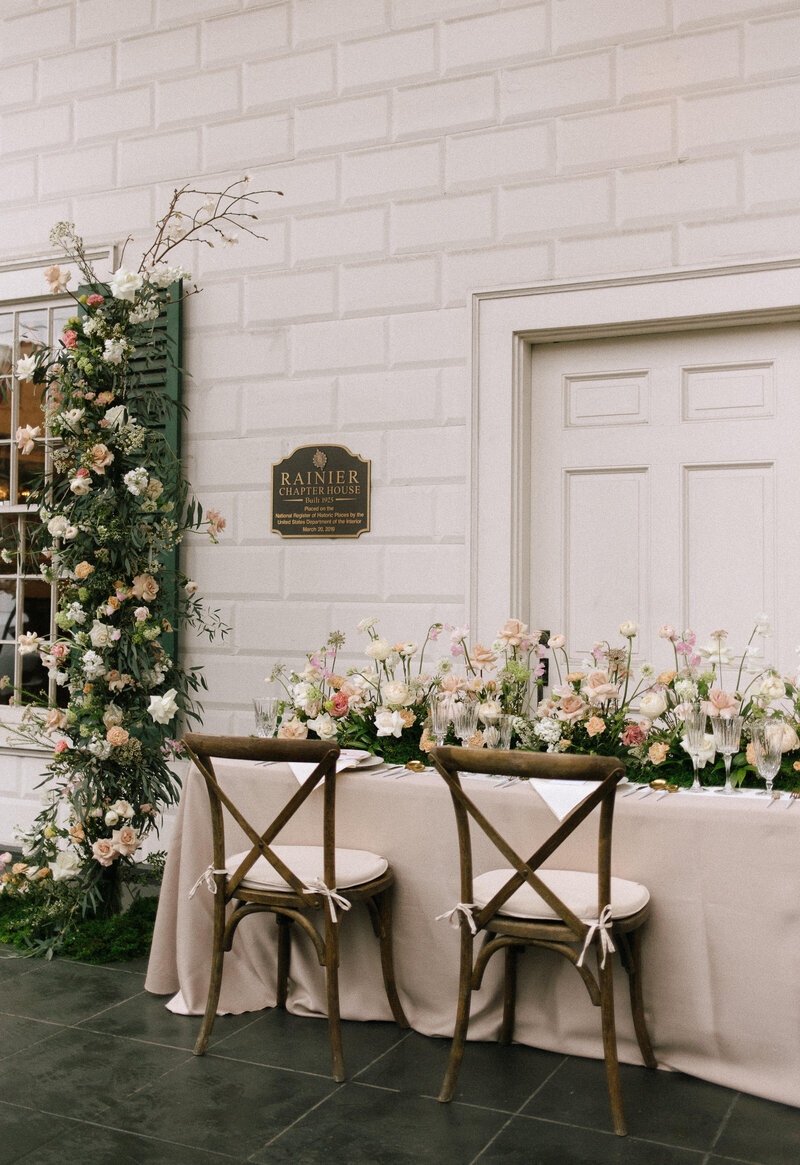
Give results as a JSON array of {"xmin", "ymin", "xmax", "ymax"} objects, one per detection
[
  {"xmin": 518, "ymin": 615, "xmax": 800, "ymax": 790},
  {"xmin": 267, "ymin": 617, "xmax": 546, "ymax": 765},
  {"xmin": 1, "ymin": 179, "xmax": 278, "ymax": 944}
]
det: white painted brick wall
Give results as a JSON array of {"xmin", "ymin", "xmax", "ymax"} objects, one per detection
[{"xmin": 3, "ymin": 0, "xmax": 800, "ymax": 829}]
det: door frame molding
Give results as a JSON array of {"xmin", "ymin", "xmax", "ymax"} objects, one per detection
[{"xmin": 468, "ymin": 258, "xmax": 800, "ymax": 637}]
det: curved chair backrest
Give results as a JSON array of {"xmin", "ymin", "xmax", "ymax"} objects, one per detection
[
  {"xmin": 183, "ymin": 733, "xmax": 340, "ymax": 903},
  {"xmin": 430, "ymin": 746, "xmax": 625, "ymax": 943}
]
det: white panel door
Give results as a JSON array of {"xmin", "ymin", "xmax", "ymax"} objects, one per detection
[{"xmin": 529, "ymin": 323, "xmax": 800, "ymax": 671}]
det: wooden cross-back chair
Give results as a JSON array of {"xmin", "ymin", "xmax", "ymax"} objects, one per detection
[
  {"xmin": 431, "ymin": 746, "xmax": 656, "ymax": 1137},
  {"xmin": 183, "ymin": 733, "xmax": 409, "ymax": 1080}
]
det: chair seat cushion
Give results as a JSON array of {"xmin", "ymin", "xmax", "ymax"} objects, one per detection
[
  {"xmin": 225, "ymin": 845, "xmax": 388, "ymax": 892},
  {"xmin": 472, "ymin": 868, "xmax": 649, "ymax": 922}
]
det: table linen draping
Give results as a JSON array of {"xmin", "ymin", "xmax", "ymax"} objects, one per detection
[{"xmin": 145, "ymin": 760, "xmax": 800, "ymax": 1107}]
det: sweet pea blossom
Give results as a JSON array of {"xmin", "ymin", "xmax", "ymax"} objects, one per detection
[
  {"xmin": 44, "ymin": 265, "xmax": 71, "ymax": 293},
  {"xmin": 147, "ymin": 688, "xmax": 179, "ymax": 724},
  {"xmin": 102, "ymin": 338, "xmax": 127, "ymax": 365},
  {"xmin": 17, "ymin": 632, "xmax": 41, "ymax": 655},
  {"xmin": 15, "ymin": 424, "xmax": 40, "ymax": 455},
  {"xmin": 206, "ymin": 509, "xmax": 226, "ymax": 543}
]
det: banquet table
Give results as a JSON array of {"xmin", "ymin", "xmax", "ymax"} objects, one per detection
[{"xmin": 145, "ymin": 759, "xmax": 800, "ymax": 1108}]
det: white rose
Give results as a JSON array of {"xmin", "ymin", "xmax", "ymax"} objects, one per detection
[
  {"xmin": 758, "ymin": 673, "xmax": 786, "ymax": 702},
  {"xmin": 104, "ymin": 404, "xmax": 127, "ymax": 429},
  {"xmin": 104, "ymin": 809, "xmax": 120, "ymax": 827},
  {"xmin": 110, "ymin": 799, "xmax": 133, "ymax": 818},
  {"xmin": 89, "ymin": 620, "xmax": 112, "ymax": 649},
  {"xmin": 50, "ymin": 850, "xmax": 80, "ymax": 882},
  {"xmin": 479, "ymin": 700, "xmax": 503, "ymax": 723},
  {"xmin": 148, "ymin": 688, "xmax": 179, "ymax": 724},
  {"xmin": 47, "ymin": 515, "xmax": 69, "ymax": 538},
  {"xmin": 307, "ymin": 712, "xmax": 338, "ymax": 740},
  {"xmin": 639, "ymin": 690, "xmax": 668, "ymax": 720},
  {"xmin": 365, "ymin": 637, "xmax": 392, "ymax": 661},
  {"xmin": 619, "ymin": 621, "xmax": 638, "ymax": 638},
  {"xmin": 383, "ymin": 680, "xmax": 413, "ymax": 707},
  {"xmin": 70, "ymin": 475, "xmax": 91, "ymax": 496},
  {"xmin": 184, "ymin": 579, "xmax": 199, "ymax": 596},
  {"xmin": 109, "ymin": 266, "xmax": 143, "ymax": 302},
  {"xmin": 374, "ymin": 708, "xmax": 405, "ymax": 738},
  {"xmin": 681, "ymin": 732, "xmax": 716, "ymax": 769}
]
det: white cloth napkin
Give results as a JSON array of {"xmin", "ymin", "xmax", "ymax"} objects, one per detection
[
  {"xmin": 526, "ymin": 779, "xmax": 601, "ymax": 821},
  {"xmin": 288, "ymin": 758, "xmax": 359, "ymax": 785}
]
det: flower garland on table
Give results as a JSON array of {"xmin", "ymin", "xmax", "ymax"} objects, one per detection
[
  {"xmin": 0, "ymin": 179, "xmax": 278, "ymax": 945},
  {"xmin": 268, "ymin": 617, "xmax": 545, "ymax": 764},
  {"xmin": 519, "ymin": 616, "xmax": 800, "ymax": 789}
]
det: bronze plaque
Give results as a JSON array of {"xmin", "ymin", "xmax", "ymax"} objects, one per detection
[{"xmin": 271, "ymin": 444, "xmax": 370, "ymax": 539}]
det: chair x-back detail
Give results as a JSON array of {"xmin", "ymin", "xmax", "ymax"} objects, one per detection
[
  {"xmin": 183, "ymin": 733, "xmax": 409, "ymax": 1080},
  {"xmin": 431, "ymin": 746, "xmax": 656, "ymax": 1137}
]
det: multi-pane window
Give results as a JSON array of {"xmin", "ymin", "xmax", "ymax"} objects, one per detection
[{"xmin": 0, "ymin": 299, "xmax": 72, "ymax": 703}]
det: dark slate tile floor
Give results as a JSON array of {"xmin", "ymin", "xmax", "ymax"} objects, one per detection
[{"xmin": 1, "ymin": 944, "xmax": 798, "ymax": 1164}]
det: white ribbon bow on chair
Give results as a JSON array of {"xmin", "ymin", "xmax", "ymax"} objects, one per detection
[
  {"xmin": 303, "ymin": 878, "xmax": 352, "ymax": 921},
  {"xmin": 435, "ymin": 902, "xmax": 478, "ymax": 935},
  {"xmin": 576, "ymin": 904, "xmax": 617, "ymax": 969},
  {"xmin": 188, "ymin": 864, "xmax": 228, "ymax": 899}
]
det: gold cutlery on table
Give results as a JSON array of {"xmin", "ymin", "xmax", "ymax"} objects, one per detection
[
  {"xmin": 787, "ymin": 790, "xmax": 800, "ymax": 808},
  {"xmin": 655, "ymin": 784, "xmax": 680, "ymax": 801}
]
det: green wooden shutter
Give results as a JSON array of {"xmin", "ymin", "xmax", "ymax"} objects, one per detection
[{"xmin": 79, "ymin": 281, "xmax": 183, "ymax": 661}]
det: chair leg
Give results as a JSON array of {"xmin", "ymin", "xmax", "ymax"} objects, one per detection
[
  {"xmin": 598, "ymin": 954, "xmax": 626, "ymax": 1137},
  {"xmin": 324, "ymin": 915, "xmax": 345, "ymax": 1082},
  {"xmin": 276, "ymin": 914, "xmax": 292, "ymax": 1009},
  {"xmin": 622, "ymin": 928, "xmax": 657, "ymax": 1069},
  {"xmin": 439, "ymin": 929, "xmax": 475, "ymax": 1103},
  {"xmin": 194, "ymin": 897, "xmax": 226, "ymax": 1057},
  {"xmin": 499, "ymin": 944, "xmax": 518, "ymax": 1046},
  {"xmin": 375, "ymin": 889, "xmax": 410, "ymax": 1029}
]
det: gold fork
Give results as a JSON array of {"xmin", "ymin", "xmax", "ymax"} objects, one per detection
[{"xmin": 788, "ymin": 790, "xmax": 800, "ymax": 808}]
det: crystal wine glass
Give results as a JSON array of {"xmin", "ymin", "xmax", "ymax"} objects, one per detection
[
  {"xmin": 430, "ymin": 692, "xmax": 452, "ymax": 747},
  {"xmin": 253, "ymin": 697, "xmax": 280, "ymax": 738},
  {"xmin": 683, "ymin": 703, "xmax": 708, "ymax": 793},
  {"xmin": 711, "ymin": 714, "xmax": 744, "ymax": 795},
  {"xmin": 482, "ymin": 712, "xmax": 514, "ymax": 750},
  {"xmin": 453, "ymin": 695, "xmax": 480, "ymax": 747},
  {"xmin": 750, "ymin": 718, "xmax": 784, "ymax": 797}
]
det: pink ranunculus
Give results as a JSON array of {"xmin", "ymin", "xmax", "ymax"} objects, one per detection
[
  {"xmin": 62, "ymin": 329, "xmax": 78, "ymax": 349},
  {"xmin": 86, "ymin": 293, "xmax": 104, "ymax": 305},
  {"xmin": 703, "ymin": 688, "xmax": 739, "ymax": 719},
  {"xmin": 658, "ymin": 624, "xmax": 676, "ymax": 640},
  {"xmin": 330, "ymin": 691, "xmax": 349, "ymax": 718}
]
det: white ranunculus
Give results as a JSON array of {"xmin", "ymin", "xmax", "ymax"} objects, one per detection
[
  {"xmin": 62, "ymin": 407, "xmax": 85, "ymax": 431},
  {"xmin": 15, "ymin": 354, "xmax": 36, "ymax": 380},
  {"xmin": 374, "ymin": 708, "xmax": 405, "ymax": 738},
  {"xmin": 50, "ymin": 850, "xmax": 80, "ymax": 882},
  {"xmin": 365, "ymin": 637, "xmax": 392, "ymax": 661},
  {"xmin": 759, "ymin": 673, "xmax": 786, "ymax": 702},
  {"xmin": 307, "ymin": 712, "xmax": 338, "ymax": 740},
  {"xmin": 102, "ymin": 337, "xmax": 127, "ymax": 365},
  {"xmin": 681, "ymin": 732, "xmax": 716, "ymax": 769},
  {"xmin": 109, "ymin": 266, "xmax": 143, "ymax": 302},
  {"xmin": 383, "ymin": 680, "xmax": 413, "ymax": 707},
  {"xmin": 89, "ymin": 620, "xmax": 112, "ymax": 649},
  {"xmin": 47, "ymin": 515, "xmax": 69, "ymax": 538},
  {"xmin": 147, "ymin": 688, "xmax": 179, "ymax": 724},
  {"xmin": 619, "ymin": 620, "xmax": 638, "ymax": 638},
  {"xmin": 639, "ymin": 690, "xmax": 668, "ymax": 720}
]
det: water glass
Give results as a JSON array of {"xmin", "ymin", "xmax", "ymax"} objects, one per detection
[
  {"xmin": 253, "ymin": 697, "xmax": 280, "ymax": 738},
  {"xmin": 750, "ymin": 719, "xmax": 784, "ymax": 796},
  {"xmin": 430, "ymin": 692, "xmax": 452, "ymax": 747},
  {"xmin": 482, "ymin": 713, "xmax": 514, "ymax": 750},
  {"xmin": 711, "ymin": 714, "xmax": 743, "ymax": 795},
  {"xmin": 683, "ymin": 703, "xmax": 707, "ymax": 792},
  {"xmin": 453, "ymin": 696, "xmax": 480, "ymax": 746}
]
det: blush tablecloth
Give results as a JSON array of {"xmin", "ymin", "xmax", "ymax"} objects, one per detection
[{"xmin": 145, "ymin": 761, "xmax": 800, "ymax": 1108}]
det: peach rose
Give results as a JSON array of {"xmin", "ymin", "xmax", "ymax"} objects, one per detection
[
  {"xmin": 467, "ymin": 730, "xmax": 485, "ymax": 748},
  {"xmin": 746, "ymin": 742, "xmax": 756, "ymax": 765},
  {"xmin": 278, "ymin": 717, "xmax": 309, "ymax": 740},
  {"xmin": 557, "ymin": 694, "xmax": 588, "ymax": 723},
  {"xmin": 111, "ymin": 825, "xmax": 140, "ymax": 857},
  {"xmin": 70, "ymin": 823, "xmax": 85, "ymax": 842},
  {"xmin": 45, "ymin": 708, "xmax": 68, "ymax": 732},
  {"xmin": 498, "ymin": 618, "xmax": 528, "ymax": 647},
  {"xmin": 106, "ymin": 726, "xmax": 129, "ymax": 746},
  {"xmin": 131, "ymin": 573, "xmax": 159, "ymax": 602},
  {"xmin": 399, "ymin": 709, "xmax": 416, "ymax": 728},
  {"xmin": 440, "ymin": 673, "xmax": 467, "ymax": 693},
  {"xmin": 75, "ymin": 561, "xmax": 94, "ymax": 579},
  {"xmin": 95, "ymin": 391, "xmax": 114, "ymax": 405},
  {"xmin": 585, "ymin": 716, "xmax": 606, "ymax": 737},
  {"xmin": 92, "ymin": 838, "xmax": 117, "ymax": 867},
  {"xmin": 648, "ymin": 741, "xmax": 670, "ymax": 765},
  {"xmin": 89, "ymin": 443, "xmax": 114, "ymax": 473},
  {"xmin": 328, "ymin": 674, "xmax": 346, "ymax": 690},
  {"xmin": 584, "ymin": 670, "xmax": 619, "ymax": 705},
  {"xmin": 469, "ymin": 643, "xmax": 498, "ymax": 669},
  {"xmin": 657, "ymin": 670, "xmax": 677, "ymax": 685},
  {"xmin": 419, "ymin": 727, "xmax": 434, "ymax": 753}
]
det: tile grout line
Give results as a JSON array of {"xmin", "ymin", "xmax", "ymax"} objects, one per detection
[
  {"xmin": 248, "ymin": 1081, "xmax": 346, "ymax": 1157},
  {"xmin": 707, "ymin": 1090, "xmax": 740, "ymax": 1154},
  {"xmin": 468, "ymin": 1054, "xmax": 570, "ymax": 1165},
  {"xmin": 350, "ymin": 1026, "xmax": 414, "ymax": 1079}
]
